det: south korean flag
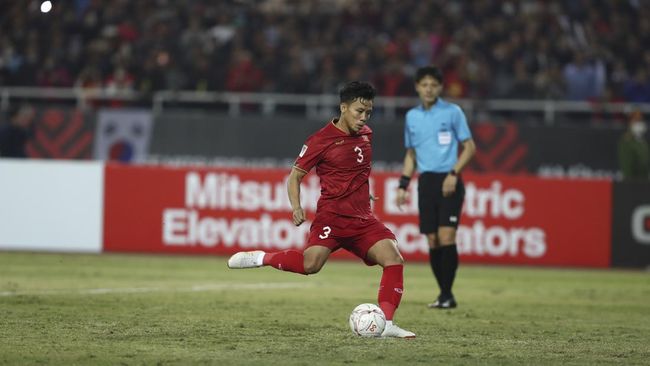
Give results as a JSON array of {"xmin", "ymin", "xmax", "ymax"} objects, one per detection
[{"xmin": 94, "ymin": 109, "xmax": 153, "ymax": 163}]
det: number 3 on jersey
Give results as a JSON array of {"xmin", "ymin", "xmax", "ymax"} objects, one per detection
[
  {"xmin": 319, "ymin": 226, "xmax": 332, "ymax": 239},
  {"xmin": 354, "ymin": 146, "xmax": 363, "ymax": 163}
]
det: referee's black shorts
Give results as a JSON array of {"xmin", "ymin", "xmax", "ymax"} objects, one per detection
[{"xmin": 417, "ymin": 172, "xmax": 465, "ymax": 234}]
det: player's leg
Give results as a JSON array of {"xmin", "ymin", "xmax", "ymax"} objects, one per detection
[
  {"xmin": 226, "ymin": 245, "xmax": 330, "ymax": 275},
  {"xmin": 365, "ymin": 239, "xmax": 415, "ymax": 339},
  {"xmin": 366, "ymin": 239, "xmax": 404, "ymax": 321},
  {"xmin": 265, "ymin": 245, "xmax": 331, "ymax": 274},
  {"xmin": 228, "ymin": 213, "xmax": 336, "ymax": 274}
]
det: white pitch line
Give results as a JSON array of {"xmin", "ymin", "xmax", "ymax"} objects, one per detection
[{"xmin": 0, "ymin": 282, "xmax": 312, "ymax": 297}]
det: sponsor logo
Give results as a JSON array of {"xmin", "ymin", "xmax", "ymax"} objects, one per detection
[
  {"xmin": 184, "ymin": 172, "xmax": 320, "ymax": 212},
  {"xmin": 27, "ymin": 108, "xmax": 93, "ymax": 159},
  {"xmin": 299, "ymin": 144, "xmax": 308, "ymax": 157},
  {"xmin": 162, "ymin": 172, "xmax": 324, "ymax": 248},
  {"xmin": 449, "ymin": 216, "xmax": 458, "ymax": 223},
  {"xmin": 470, "ymin": 122, "xmax": 528, "ymax": 173},
  {"xmin": 383, "ymin": 179, "xmax": 547, "ymax": 259},
  {"xmin": 163, "ymin": 210, "xmax": 310, "ymax": 248},
  {"xmin": 335, "ymin": 139, "xmax": 345, "ymax": 145},
  {"xmin": 631, "ymin": 205, "xmax": 650, "ymax": 245}
]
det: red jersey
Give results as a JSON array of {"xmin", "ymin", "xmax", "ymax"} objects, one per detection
[{"xmin": 294, "ymin": 119, "xmax": 373, "ymax": 219}]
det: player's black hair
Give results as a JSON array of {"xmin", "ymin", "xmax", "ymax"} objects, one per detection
[
  {"xmin": 339, "ymin": 81, "xmax": 376, "ymax": 104},
  {"xmin": 415, "ymin": 66, "xmax": 444, "ymax": 83}
]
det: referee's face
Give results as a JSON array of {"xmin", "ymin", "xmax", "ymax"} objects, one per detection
[{"xmin": 415, "ymin": 75, "xmax": 443, "ymax": 106}]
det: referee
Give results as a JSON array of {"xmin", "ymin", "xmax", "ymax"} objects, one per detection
[{"xmin": 396, "ymin": 66, "xmax": 476, "ymax": 309}]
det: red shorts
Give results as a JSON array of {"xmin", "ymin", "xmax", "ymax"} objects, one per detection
[{"xmin": 307, "ymin": 211, "xmax": 396, "ymax": 266}]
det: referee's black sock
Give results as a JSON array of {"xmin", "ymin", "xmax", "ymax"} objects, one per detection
[
  {"xmin": 428, "ymin": 248, "xmax": 443, "ymax": 295},
  {"xmin": 440, "ymin": 244, "xmax": 459, "ymax": 299}
]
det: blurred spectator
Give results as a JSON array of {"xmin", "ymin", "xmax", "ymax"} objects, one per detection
[
  {"xmin": 75, "ymin": 66, "xmax": 104, "ymax": 90},
  {"xmin": 374, "ymin": 58, "xmax": 411, "ymax": 97},
  {"xmin": 36, "ymin": 55, "xmax": 73, "ymax": 87},
  {"xmin": 105, "ymin": 65, "xmax": 135, "ymax": 107},
  {"xmin": 0, "ymin": 104, "xmax": 35, "ymax": 158},
  {"xmin": 507, "ymin": 60, "xmax": 536, "ymax": 99},
  {"xmin": 409, "ymin": 28, "xmax": 434, "ymax": 68},
  {"xmin": 225, "ymin": 49, "xmax": 265, "ymax": 92},
  {"xmin": 622, "ymin": 68, "xmax": 650, "ymax": 103},
  {"xmin": 105, "ymin": 66, "xmax": 135, "ymax": 95},
  {"xmin": 618, "ymin": 110, "xmax": 649, "ymax": 181},
  {"xmin": 562, "ymin": 51, "xmax": 605, "ymax": 101}
]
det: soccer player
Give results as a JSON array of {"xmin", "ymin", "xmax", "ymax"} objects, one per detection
[
  {"xmin": 396, "ymin": 66, "xmax": 476, "ymax": 309},
  {"xmin": 228, "ymin": 81, "xmax": 415, "ymax": 338}
]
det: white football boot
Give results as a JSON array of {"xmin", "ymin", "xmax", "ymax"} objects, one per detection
[
  {"xmin": 381, "ymin": 322, "xmax": 416, "ymax": 339},
  {"xmin": 227, "ymin": 251, "xmax": 265, "ymax": 269}
]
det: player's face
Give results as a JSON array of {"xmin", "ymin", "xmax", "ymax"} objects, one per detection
[
  {"xmin": 415, "ymin": 75, "xmax": 443, "ymax": 105},
  {"xmin": 340, "ymin": 98, "xmax": 373, "ymax": 134}
]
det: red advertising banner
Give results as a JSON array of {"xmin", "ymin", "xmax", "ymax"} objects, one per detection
[{"xmin": 104, "ymin": 165, "xmax": 612, "ymax": 267}]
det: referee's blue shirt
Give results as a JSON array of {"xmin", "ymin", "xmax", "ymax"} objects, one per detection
[{"xmin": 404, "ymin": 98, "xmax": 472, "ymax": 173}]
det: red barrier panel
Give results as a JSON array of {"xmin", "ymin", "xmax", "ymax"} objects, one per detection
[
  {"xmin": 378, "ymin": 174, "xmax": 612, "ymax": 267},
  {"xmin": 104, "ymin": 165, "xmax": 612, "ymax": 267}
]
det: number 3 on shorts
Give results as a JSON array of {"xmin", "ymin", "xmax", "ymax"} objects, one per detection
[{"xmin": 319, "ymin": 226, "xmax": 332, "ymax": 239}]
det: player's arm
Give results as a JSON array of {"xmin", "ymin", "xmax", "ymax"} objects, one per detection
[
  {"xmin": 396, "ymin": 148, "xmax": 416, "ymax": 209},
  {"xmin": 287, "ymin": 166, "xmax": 308, "ymax": 226},
  {"xmin": 443, "ymin": 138, "xmax": 476, "ymax": 197}
]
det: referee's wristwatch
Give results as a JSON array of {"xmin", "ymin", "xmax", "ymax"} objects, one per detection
[{"xmin": 449, "ymin": 169, "xmax": 458, "ymax": 177}]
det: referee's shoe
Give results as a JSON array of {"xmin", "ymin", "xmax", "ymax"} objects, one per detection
[{"xmin": 428, "ymin": 295, "xmax": 457, "ymax": 309}]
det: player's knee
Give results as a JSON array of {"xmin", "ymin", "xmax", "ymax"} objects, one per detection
[
  {"xmin": 381, "ymin": 253, "xmax": 404, "ymax": 267},
  {"xmin": 303, "ymin": 260, "xmax": 323, "ymax": 274}
]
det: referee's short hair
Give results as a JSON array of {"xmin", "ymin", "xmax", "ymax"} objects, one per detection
[{"xmin": 415, "ymin": 66, "xmax": 444, "ymax": 84}]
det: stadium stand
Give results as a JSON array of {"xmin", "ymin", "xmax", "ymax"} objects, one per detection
[{"xmin": 1, "ymin": 0, "xmax": 649, "ymax": 105}]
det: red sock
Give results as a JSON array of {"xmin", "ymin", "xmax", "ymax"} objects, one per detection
[
  {"xmin": 263, "ymin": 250, "xmax": 306, "ymax": 275},
  {"xmin": 378, "ymin": 264, "xmax": 403, "ymax": 321}
]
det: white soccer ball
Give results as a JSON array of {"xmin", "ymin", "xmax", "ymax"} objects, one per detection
[{"xmin": 349, "ymin": 303, "xmax": 386, "ymax": 337}]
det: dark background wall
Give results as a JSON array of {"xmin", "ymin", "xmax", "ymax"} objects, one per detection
[{"xmin": 149, "ymin": 111, "xmax": 635, "ymax": 178}]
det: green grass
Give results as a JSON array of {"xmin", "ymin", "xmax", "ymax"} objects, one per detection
[{"xmin": 0, "ymin": 252, "xmax": 649, "ymax": 365}]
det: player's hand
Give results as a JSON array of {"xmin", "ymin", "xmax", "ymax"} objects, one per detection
[
  {"xmin": 292, "ymin": 208, "xmax": 306, "ymax": 226},
  {"xmin": 442, "ymin": 175, "xmax": 457, "ymax": 197},
  {"xmin": 396, "ymin": 188, "xmax": 408, "ymax": 211}
]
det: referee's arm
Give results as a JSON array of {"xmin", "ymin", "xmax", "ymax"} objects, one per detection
[
  {"xmin": 400, "ymin": 148, "xmax": 417, "ymax": 181},
  {"xmin": 452, "ymin": 138, "xmax": 476, "ymax": 175},
  {"xmin": 443, "ymin": 138, "xmax": 476, "ymax": 197},
  {"xmin": 396, "ymin": 148, "xmax": 416, "ymax": 209}
]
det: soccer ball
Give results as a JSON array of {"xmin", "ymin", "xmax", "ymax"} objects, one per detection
[{"xmin": 349, "ymin": 303, "xmax": 386, "ymax": 337}]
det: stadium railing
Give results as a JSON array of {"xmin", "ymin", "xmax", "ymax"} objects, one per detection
[{"xmin": 2, "ymin": 87, "xmax": 650, "ymax": 125}]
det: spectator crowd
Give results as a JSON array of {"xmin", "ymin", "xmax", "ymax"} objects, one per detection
[{"xmin": 1, "ymin": 0, "xmax": 649, "ymax": 103}]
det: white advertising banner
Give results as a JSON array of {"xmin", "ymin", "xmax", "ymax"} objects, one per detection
[{"xmin": 0, "ymin": 159, "xmax": 103, "ymax": 252}]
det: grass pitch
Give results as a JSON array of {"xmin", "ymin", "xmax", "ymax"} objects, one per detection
[{"xmin": 0, "ymin": 252, "xmax": 648, "ymax": 365}]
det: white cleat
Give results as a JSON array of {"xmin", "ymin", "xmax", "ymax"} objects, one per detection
[
  {"xmin": 381, "ymin": 323, "xmax": 416, "ymax": 339},
  {"xmin": 227, "ymin": 251, "xmax": 265, "ymax": 269}
]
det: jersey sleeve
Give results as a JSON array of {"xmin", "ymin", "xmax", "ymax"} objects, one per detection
[
  {"xmin": 293, "ymin": 134, "xmax": 327, "ymax": 173},
  {"xmin": 453, "ymin": 106, "xmax": 472, "ymax": 142}
]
